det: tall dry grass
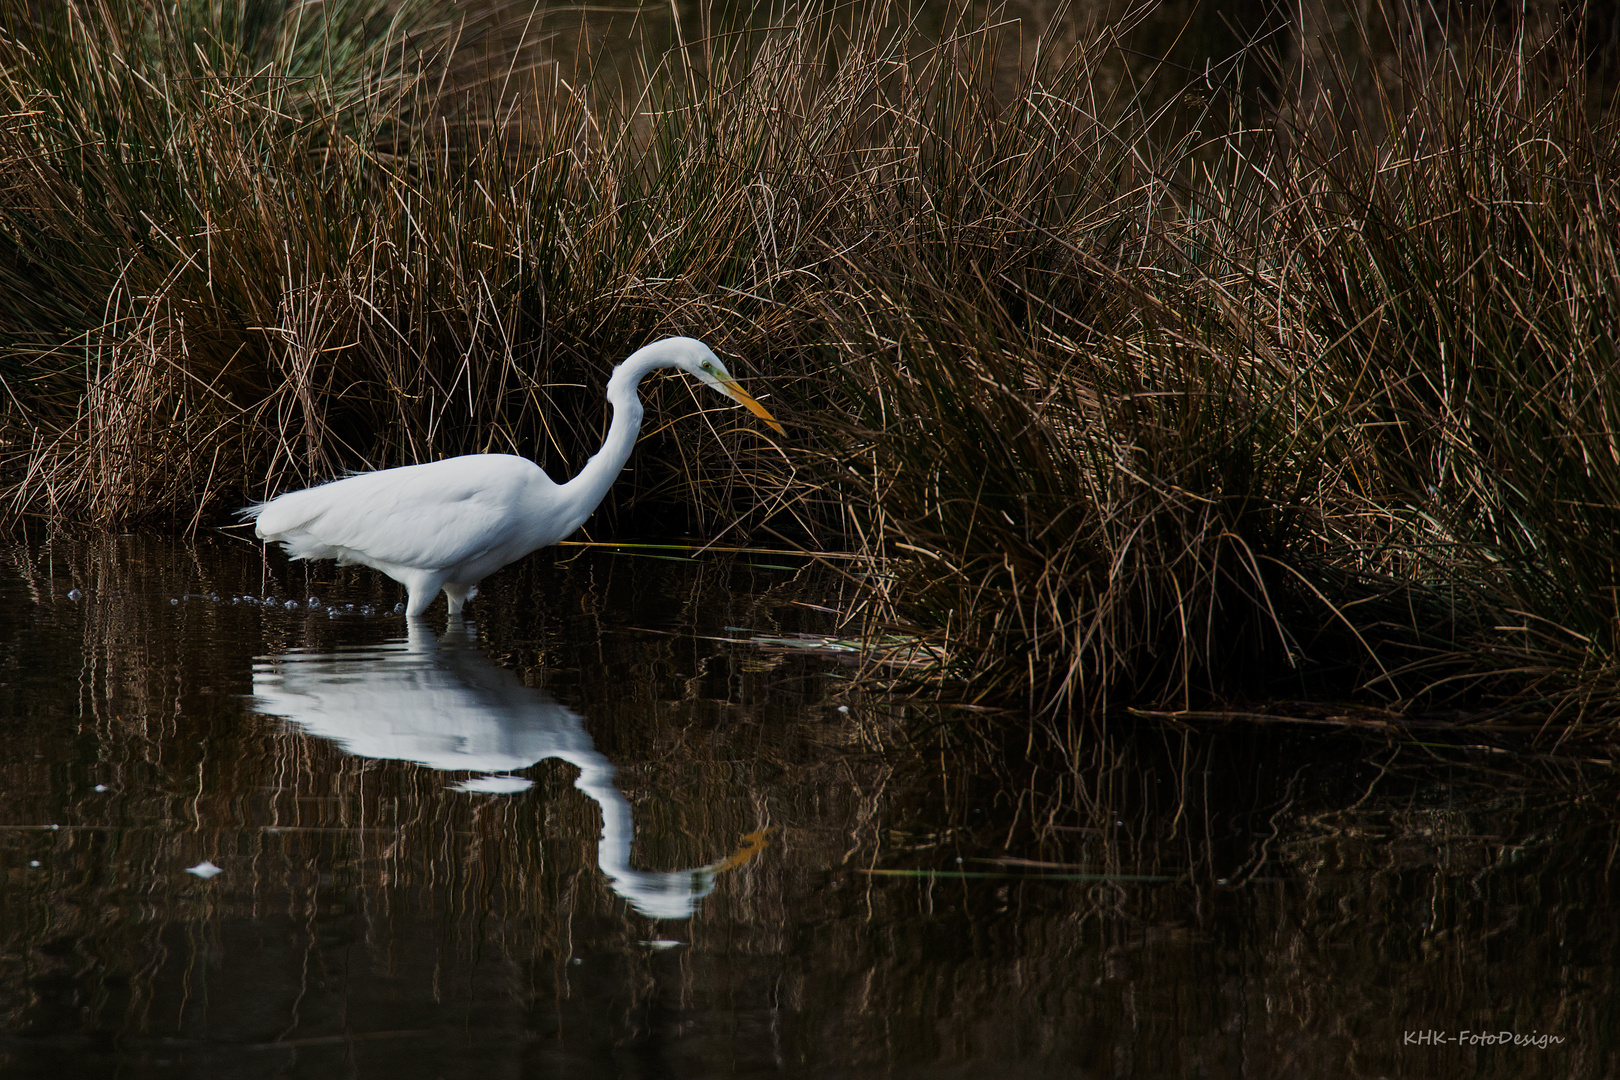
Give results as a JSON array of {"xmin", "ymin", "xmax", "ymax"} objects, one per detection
[
  {"xmin": 794, "ymin": 1, "xmax": 1620, "ymax": 725},
  {"xmin": 4, "ymin": 0, "xmax": 1620, "ymax": 729}
]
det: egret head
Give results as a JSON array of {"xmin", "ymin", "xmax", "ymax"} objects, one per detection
[{"xmin": 676, "ymin": 340, "xmax": 786, "ymax": 435}]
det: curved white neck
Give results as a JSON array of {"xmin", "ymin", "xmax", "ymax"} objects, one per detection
[{"xmin": 554, "ymin": 345, "xmax": 680, "ymax": 530}]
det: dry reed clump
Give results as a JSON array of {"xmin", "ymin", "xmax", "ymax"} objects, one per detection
[
  {"xmin": 1261, "ymin": 9, "xmax": 1620, "ymax": 721},
  {"xmin": 4, "ymin": 0, "xmax": 1620, "ymax": 728},
  {"xmin": 803, "ymin": 3, "xmax": 1620, "ymax": 725},
  {"xmin": 0, "ymin": 0, "xmax": 813, "ymax": 535}
]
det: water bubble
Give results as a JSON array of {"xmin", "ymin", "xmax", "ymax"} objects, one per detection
[
  {"xmin": 209, "ymin": 593, "xmax": 220, "ymax": 602},
  {"xmin": 93, "ymin": 784, "xmax": 109, "ymax": 792},
  {"xmin": 185, "ymin": 861, "xmax": 223, "ymax": 879},
  {"xmin": 170, "ymin": 598, "xmax": 179, "ymax": 605},
  {"xmin": 836, "ymin": 705, "xmax": 850, "ymax": 713},
  {"xmin": 67, "ymin": 588, "xmax": 83, "ymax": 601},
  {"xmin": 393, "ymin": 603, "xmax": 405, "ymax": 614},
  {"xmin": 284, "ymin": 600, "xmax": 298, "ymax": 610},
  {"xmin": 307, "ymin": 596, "xmax": 320, "ymax": 607},
  {"xmin": 29, "ymin": 860, "xmax": 40, "ymax": 868},
  {"xmin": 361, "ymin": 605, "xmax": 374, "ymax": 617}
]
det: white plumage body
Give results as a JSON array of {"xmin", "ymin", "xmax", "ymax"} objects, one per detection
[
  {"xmin": 242, "ymin": 337, "xmax": 783, "ymax": 619},
  {"xmin": 244, "ymin": 454, "xmax": 584, "ymax": 617}
]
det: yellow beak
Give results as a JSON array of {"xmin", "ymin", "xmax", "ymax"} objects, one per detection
[{"xmin": 722, "ymin": 381, "xmax": 786, "ymax": 435}]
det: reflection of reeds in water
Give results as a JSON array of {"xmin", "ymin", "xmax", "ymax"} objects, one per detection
[
  {"xmin": 4, "ymin": 537, "xmax": 1619, "ymax": 1072},
  {"xmin": 0, "ymin": 535, "xmax": 857, "ymax": 1049}
]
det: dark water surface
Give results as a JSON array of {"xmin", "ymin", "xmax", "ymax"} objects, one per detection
[{"xmin": 1, "ymin": 535, "xmax": 1616, "ymax": 1078}]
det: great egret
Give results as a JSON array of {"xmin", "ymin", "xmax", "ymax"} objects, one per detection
[{"xmin": 244, "ymin": 336, "xmax": 783, "ymax": 618}]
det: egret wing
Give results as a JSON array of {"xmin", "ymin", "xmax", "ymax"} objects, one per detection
[{"xmin": 252, "ymin": 456, "xmax": 552, "ymax": 570}]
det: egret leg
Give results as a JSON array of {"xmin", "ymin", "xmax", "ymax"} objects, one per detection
[
  {"xmin": 443, "ymin": 582, "xmax": 476, "ymax": 617},
  {"xmin": 402, "ymin": 569, "xmax": 450, "ymax": 618}
]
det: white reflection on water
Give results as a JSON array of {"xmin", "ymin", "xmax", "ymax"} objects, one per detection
[{"xmin": 249, "ymin": 620, "xmax": 750, "ymax": 919}]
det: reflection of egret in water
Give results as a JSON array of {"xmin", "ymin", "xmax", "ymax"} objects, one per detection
[{"xmin": 249, "ymin": 621, "xmax": 768, "ymax": 919}]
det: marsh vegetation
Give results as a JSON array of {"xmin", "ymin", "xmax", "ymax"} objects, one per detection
[{"xmin": 3, "ymin": 0, "xmax": 1620, "ymax": 733}]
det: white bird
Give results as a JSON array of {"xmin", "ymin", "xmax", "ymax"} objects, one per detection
[{"xmin": 243, "ymin": 336, "xmax": 783, "ymax": 619}]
